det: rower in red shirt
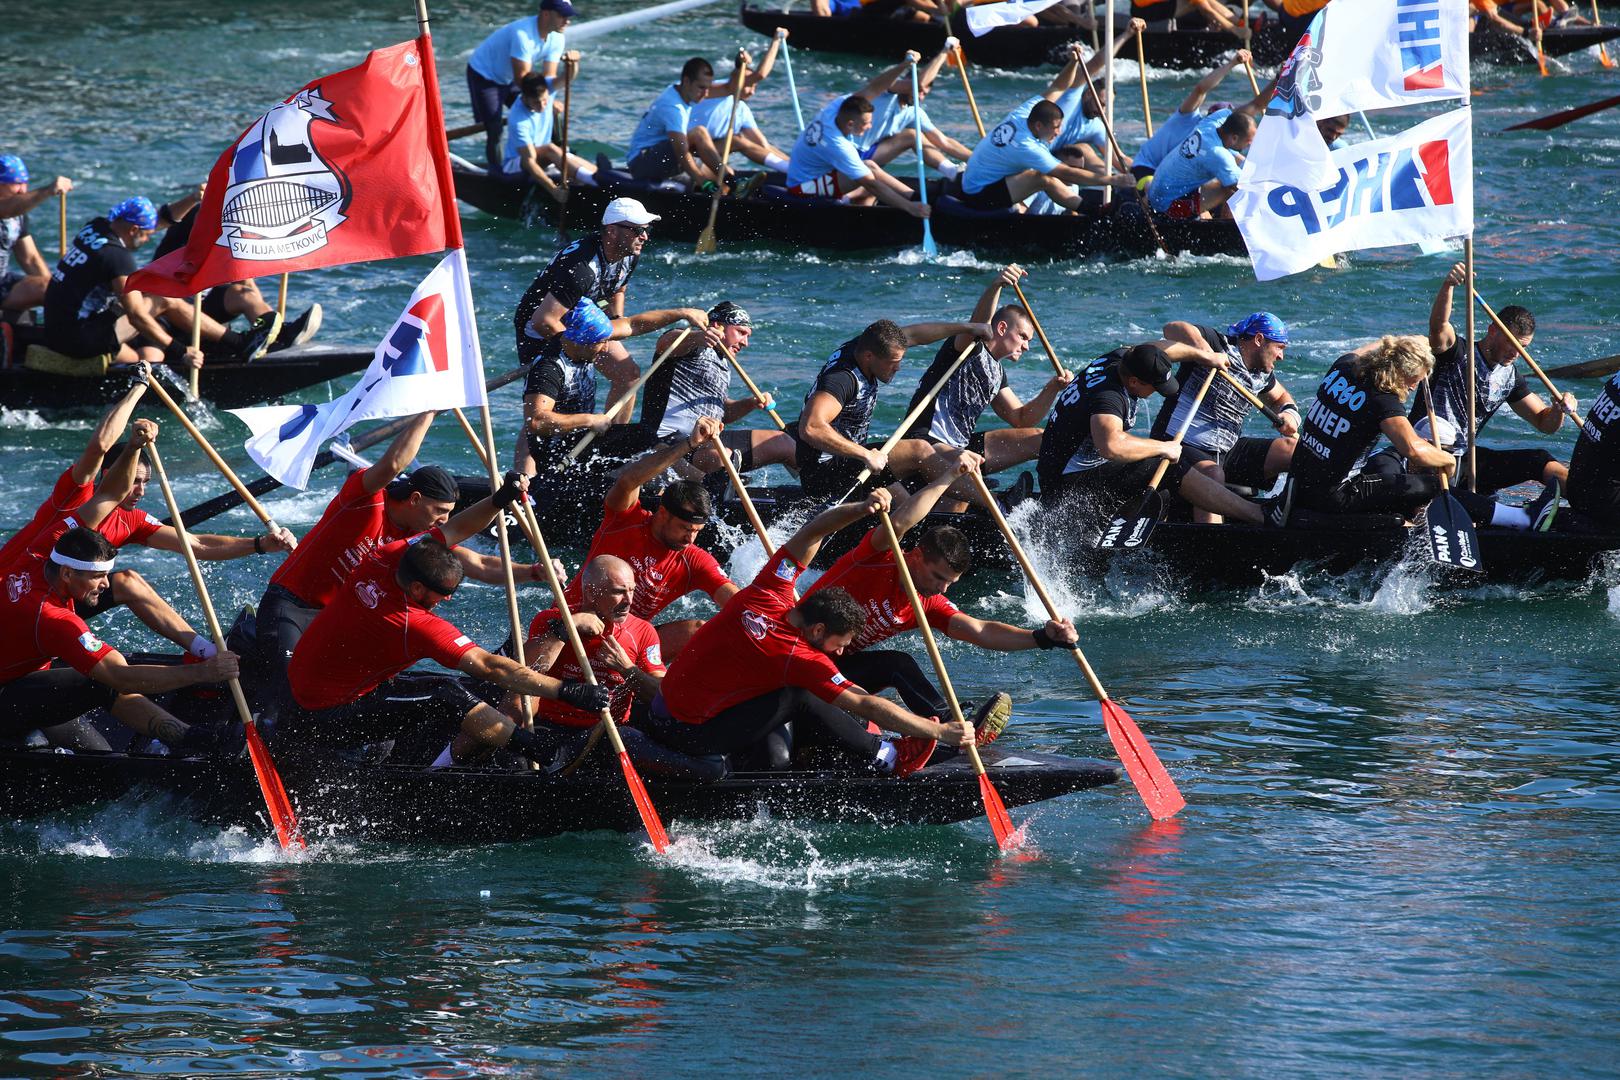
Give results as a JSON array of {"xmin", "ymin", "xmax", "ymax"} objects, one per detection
[
  {"xmin": 257, "ymin": 410, "xmax": 553, "ymax": 714},
  {"xmin": 279, "ymin": 473, "xmax": 610, "ymax": 762},
  {"xmin": 806, "ymin": 449, "xmax": 1079, "ymax": 746},
  {"xmin": 566, "ymin": 415, "xmax": 737, "ymax": 660},
  {"xmin": 648, "ymin": 487, "xmax": 974, "ymax": 776},
  {"xmin": 0, "ymin": 527, "xmax": 240, "ymax": 752}
]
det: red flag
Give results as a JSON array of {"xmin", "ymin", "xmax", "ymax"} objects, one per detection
[{"xmin": 128, "ymin": 37, "xmax": 456, "ymax": 298}]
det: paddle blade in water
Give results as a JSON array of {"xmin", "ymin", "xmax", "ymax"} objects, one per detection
[
  {"xmin": 977, "ymin": 772, "xmax": 1019, "ymax": 850},
  {"xmin": 244, "ymin": 720, "xmax": 305, "ymax": 850},
  {"xmin": 922, "ymin": 220, "xmax": 938, "ymax": 259},
  {"xmin": 1097, "ymin": 489, "xmax": 1165, "ymax": 550},
  {"xmin": 1101, "ymin": 699, "xmax": 1186, "ymax": 821},
  {"xmin": 619, "ymin": 750, "xmax": 670, "ymax": 852},
  {"xmin": 694, "ymin": 226, "xmax": 717, "ymax": 256},
  {"xmin": 1425, "ymin": 493, "xmax": 1483, "ymax": 573}
]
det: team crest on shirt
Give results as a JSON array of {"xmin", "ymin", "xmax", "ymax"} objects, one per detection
[
  {"xmin": 644, "ymin": 643, "xmax": 662, "ymax": 667},
  {"xmin": 6, "ymin": 573, "xmax": 29, "ymax": 602},
  {"xmin": 741, "ymin": 609, "xmax": 770, "ymax": 641},
  {"xmin": 773, "ymin": 560, "xmax": 798, "ymax": 583},
  {"xmin": 218, "ymin": 88, "xmax": 349, "ymax": 261},
  {"xmin": 354, "ymin": 579, "xmax": 383, "ymax": 609},
  {"xmin": 990, "ymin": 119, "xmax": 1016, "ymax": 147},
  {"xmin": 77, "ymin": 631, "xmax": 104, "ymax": 653}
]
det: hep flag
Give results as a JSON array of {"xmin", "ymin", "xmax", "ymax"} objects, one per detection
[
  {"xmin": 965, "ymin": 0, "xmax": 1063, "ymax": 34},
  {"xmin": 229, "ymin": 250, "xmax": 487, "ymax": 488},
  {"xmin": 127, "ymin": 38, "xmax": 455, "ymax": 298},
  {"xmin": 1231, "ymin": 106, "xmax": 1472, "ymax": 281}
]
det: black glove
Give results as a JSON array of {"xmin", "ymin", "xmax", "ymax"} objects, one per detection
[
  {"xmin": 493, "ymin": 470, "xmax": 526, "ymax": 510},
  {"xmin": 162, "ymin": 339, "xmax": 190, "ymax": 363},
  {"xmin": 1031, "ymin": 625, "xmax": 1060, "ymax": 650},
  {"xmin": 558, "ymin": 679, "xmax": 611, "ymax": 713}
]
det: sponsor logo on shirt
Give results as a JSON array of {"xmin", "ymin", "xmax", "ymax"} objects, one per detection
[
  {"xmin": 77, "ymin": 631, "xmax": 104, "ymax": 653},
  {"xmin": 645, "ymin": 643, "xmax": 662, "ymax": 667},
  {"xmin": 830, "ymin": 672, "xmax": 847, "ymax": 686},
  {"xmin": 453, "ymin": 635, "xmax": 471, "ymax": 647},
  {"xmin": 773, "ymin": 559, "xmax": 798, "ymax": 582},
  {"xmin": 741, "ymin": 609, "xmax": 770, "ymax": 641},
  {"xmin": 6, "ymin": 573, "xmax": 27, "ymax": 603},
  {"xmin": 355, "ymin": 579, "xmax": 383, "ymax": 609},
  {"xmin": 990, "ymin": 119, "xmax": 1016, "ymax": 147}
]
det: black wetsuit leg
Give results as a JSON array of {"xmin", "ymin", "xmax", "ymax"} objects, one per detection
[
  {"xmin": 256, "ymin": 584, "xmax": 322, "ymax": 727},
  {"xmin": 648, "ymin": 687, "xmax": 882, "ymax": 764},
  {"xmin": 0, "ymin": 668, "xmax": 117, "ymax": 738},
  {"xmin": 1464, "ymin": 445, "xmax": 1557, "ymax": 495},
  {"xmin": 836, "ymin": 649, "xmax": 948, "ymax": 719}
]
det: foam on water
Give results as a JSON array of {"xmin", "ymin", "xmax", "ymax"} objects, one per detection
[
  {"xmin": 661, "ymin": 810, "xmax": 934, "ymax": 893},
  {"xmin": 1, "ymin": 408, "xmax": 91, "ymax": 431}
]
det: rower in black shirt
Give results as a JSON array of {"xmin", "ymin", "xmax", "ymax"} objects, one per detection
[
  {"xmin": 0, "ymin": 154, "xmax": 66, "ymax": 316},
  {"xmin": 1037, "ymin": 342, "xmax": 1267, "ymax": 525},
  {"xmin": 1154, "ymin": 312, "xmax": 1300, "ymax": 522},
  {"xmin": 791, "ymin": 316, "xmax": 988, "ymax": 502},
  {"xmin": 1566, "ymin": 370, "xmax": 1620, "ymax": 529}
]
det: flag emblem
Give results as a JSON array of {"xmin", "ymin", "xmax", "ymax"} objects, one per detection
[
  {"xmin": 218, "ymin": 88, "xmax": 349, "ymax": 261},
  {"xmin": 381, "ymin": 294, "xmax": 449, "ymax": 376}
]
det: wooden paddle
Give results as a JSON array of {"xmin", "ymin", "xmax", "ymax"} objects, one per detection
[
  {"xmin": 718, "ymin": 439, "xmax": 775, "ymax": 555},
  {"xmin": 1075, "ymin": 58, "xmax": 1172, "ymax": 257},
  {"xmin": 780, "ymin": 28, "xmax": 806, "ymax": 131},
  {"xmin": 522, "ymin": 485, "xmax": 672, "ymax": 851},
  {"xmin": 1420, "ymin": 379, "xmax": 1483, "ymax": 572},
  {"xmin": 1241, "ymin": 57, "xmax": 1261, "ymax": 97},
  {"xmin": 1505, "ymin": 93, "xmax": 1620, "ymax": 130},
  {"xmin": 1595, "ymin": 0, "xmax": 1616, "ymax": 67},
  {"xmin": 264, "ymin": 273, "xmax": 289, "ymax": 350},
  {"xmin": 967, "ymin": 470, "xmax": 1184, "ymax": 820},
  {"xmin": 188, "ymin": 293, "xmax": 202, "ymax": 402},
  {"xmin": 567, "ymin": 326, "xmax": 695, "ymax": 462},
  {"xmin": 58, "ymin": 191, "xmax": 67, "ymax": 261},
  {"xmin": 145, "ymin": 443, "xmax": 304, "ymax": 850},
  {"xmin": 450, "ymin": 406, "xmax": 551, "ymax": 559},
  {"xmin": 1096, "ymin": 366, "xmax": 1215, "ymax": 550},
  {"xmin": 1009, "ymin": 279, "xmax": 1066, "ymax": 379},
  {"xmin": 836, "ymin": 336, "xmax": 981, "ymax": 503},
  {"xmin": 1216, "ymin": 366, "xmax": 1288, "ymax": 428},
  {"xmin": 144, "ymin": 376, "xmax": 285, "ymax": 538},
  {"xmin": 713, "ymin": 339, "xmax": 788, "ymax": 430},
  {"xmin": 446, "ymin": 121, "xmax": 487, "ymax": 141},
  {"xmin": 1464, "ymin": 237, "xmax": 1477, "ymax": 490},
  {"xmin": 696, "ymin": 53, "xmax": 750, "ymax": 256},
  {"xmin": 558, "ymin": 53, "xmax": 577, "ymax": 244},
  {"xmin": 1545, "ymin": 353, "xmax": 1620, "ymax": 381},
  {"xmin": 876, "ymin": 509, "xmax": 1017, "ymax": 849},
  {"xmin": 910, "ymin": 59, "xmax": 939, "ymax": 260},
  {"xmin": 1136, "ymin": 34, "xmax": 1154, "ymax": 138},
  {"xmin": 1473, "ymin": 290, "xmax": 1581, "ymax": 422},
  {"xmin": 954, "ymin": 45, "xmax": 987, "ymax": 139}
]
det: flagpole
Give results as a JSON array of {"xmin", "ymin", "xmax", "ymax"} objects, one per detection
[
  {"xmin": 1103, "ymin": 0, "xmax": 1115, "ymax": 206},
  {"xmin": 1464, "ymin": 236, "xmax": 1476, "ymax": 492}
]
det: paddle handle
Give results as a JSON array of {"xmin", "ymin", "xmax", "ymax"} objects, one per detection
[
  {"xmin": 188, "ymin": 293, "xmax": 202, "ymax": 402},
  {"xmin": 696, "ymin": 56, "xmax": 749, "ymax": 253},
  {"xmin": 782, "ymin": 32, "xmax": 806, "ymax": 130},
  {"xmin": 1463, "ymin": 236, "xmax": 1476, "ymax": 491},
  {"xmin": 842, "ymin": 336, "xmax": 979, "ymax": 499},
  {"xmin": 560, "ymin": 55, "xmax": 576, "ymax": 189},
  {"xmin": 1215, "ymin": 365, "xmax": 1284, "ymax": 427},
  {"xmin": 144, "ymin": 375, "xmax": 278, "ymax": 531},
  {"xmin": 717, "ymin": 341, "xmax": 787, "ymax": 430},
  {"xmin": 910, "ymin": 60, "xmax": 936, "ymax": 254},
  {"xmin": 1242, "ymin": 57, "xmax": 1261, "ymax": 97},
  {"xmin": 1472, "ymin": 289, "xmax": 1579, "ymax": 422},
  {"xmin": 1136, "ymin": 34, "xmax": 1153, "ymax": 138},
  {"xmin": 1421, "ymin": 377, "xmax": 1452, "ymax": 492},
  {"xmin": 1010, "ymin": 280, "xmax": 1065, "ymax": 378},
  {"xmin": 58, "ymin": 191, "xmax": 67, "ymax": 261},
  {"xmin": 720, "ymin": 442, "xmax": 774, "ymax": 555},
  {"xmin": 452, "ymin": 405, "xmax": 553, "ymax": 557},
  {"xmin": 955, "ymin": 46, "xmax": 986, "ymax": 139},
  {"xmin": 568, "ymin": 326, "xmax": 694, "ymax": 461},
  {"xmin": 1143, "ymin": 357, "xmax": 1218, "ymax": 492},
  {"xmin": 473, "ymin": 402, "xmax": 537, "ymax": 741},
  {"xmin": 1076, "ymin": 59, "xmax": 1170, "ymax": 256}
]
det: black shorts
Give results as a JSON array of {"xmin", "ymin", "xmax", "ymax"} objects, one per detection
[
  {"xmin": 954, "ymin": 177, "xmax": 1015, "ymax": 212},
  {"xmin": 1181, "ymin": 436, "xmax": 1275, "ymax": 490},
  {"xmin": 44, "ymin": 309, "xmax": 122, "ymax": 359},
  {"xmin": 1461, "ymin": 445, "xmax": 1556, "ymax": 496},
  {"xmin": 278, "ymin": 675, "xmax": 481, "ymax": 752},
  {"xmin": 1133, "ymin": 0, "xmax": 1178, "ymax": 21},
  {"xmin": 0, "ymin": 667, "xmax": 117, "ymax": 739},
  {"xmin": 1039, "ymin": 455, "xmax": 1190, "ymax": 515},
  {"xmin": 628, "ymin": 142, "xmax": 680, "ymax": 182},
  {"xmin": 798, "ymin": 450, "xmax": 892, "ymax": 502},
  {"xmin": 201, "ymin": 286, "xmax": 233, "ymax": 325}
]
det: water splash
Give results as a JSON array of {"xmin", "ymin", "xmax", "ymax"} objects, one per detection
[
  {"xmin": 660, "ymin": 810, "xmax": 934, "ymax": 893},
  {"xmin": 1, "ymin": 408, "xmax": 92, "ymax": 430}
]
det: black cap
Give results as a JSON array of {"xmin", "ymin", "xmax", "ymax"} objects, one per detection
[
  {"xmin": 387, "ymin": 464, "xmax": 460, "ymax": 503},
  {"xmin": 1121, "ymin": 344, "xmax": 1178, "ymax": 397}
]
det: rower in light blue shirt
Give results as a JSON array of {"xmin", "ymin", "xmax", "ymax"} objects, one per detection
[
  {"xmin": 465, "ymin": 0, "xmax": 573, "ymax": 171},
  {"xmin": 685, "ymin": 31, "xmax": 795, "ymax": 173},
  {"xmin": 846, "ymin": 41, "xmax": 974, "ymax": 178},
  {"xmin": 1131, "ymin": 49, "xmax": 1260, "ymax": 181},
  {"xmin": 1146, "ymin": 107, "xmax": 1256, "ymax": 218}
]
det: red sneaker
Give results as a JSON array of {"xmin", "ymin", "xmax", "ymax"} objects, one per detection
[{"xmin": 892, "ymin": 735, "xmax": 937, "ymax": 778}]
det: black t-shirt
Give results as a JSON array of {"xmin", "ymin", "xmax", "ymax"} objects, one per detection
[
  {"xmin": 1149, "ymin": 324, "xmax": 1278, "ymax": 453},
  {"xmin": 1408, "ymin": 336, "xmax": 1530, "ymax": 449},
  {"xmin": 903, "ymin": 339, "xmax": 1009, "ymax": 448},
  {"xmin": 645, "ymin": 341, "xmax": 731, "ymax": 438},
  {"xmin": 0, "ymin": 212, "xmax": 30, "ymax": 279},
  {"xmin": 513, "ymin": 233, "xmax": 638, "ymax": 362},
  {"xmin": 793, "ymin": 338, "xmax": 880, "ymax": 469},
  {"xmin": 1290, "ymin": 353, "xmax": 1408, "ymax": 493},
  {"xmin": 44, "ymin": 217, "xmax": 136, "ymax": 327},
  {"xmin": 523, "ymin": 353, "xmax": 599, "ymax": 470},
  {"xmin": 1036, "ymin": 350, "xmax": 1136, "ymax": 487},
  {"xmin": 151, "ymin": 204, "xmax": 196, "ymax": 260},
  {"xmin": 1570, "ymin": 370, "xmax": 1620, "ymax": 488}
]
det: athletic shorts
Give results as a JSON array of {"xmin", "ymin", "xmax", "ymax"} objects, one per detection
[
  {"xmin": 1161, "ymin": 190, "xmax": 1203, "ymax": 221},
  {"xmin": 0, "ymin": 272, "xmax": 22, "ymax": 307},
  {"xmin": 1039, "ymin": 456, "xmax": 1183, "ymax": 516},
  {"xmin": 628, "ymin": 142, "xmax": 681, "ymax": 182},
  {"xmin": 1461, "ymin": 445, "xmax": 1556, "ymax": 496},
  {"xmin": 201, "ymin": 286, "xmax": 232, "ymax": 325},
  {"xmin": 279, "ymin": 675, "xmax": 482, "ymax": 752},
  {"xmin": 789, "ymin": 171, "xmax": 858, "ymax": 199},
  {"xmin": 798, "ymin": 448, "xmax": 893, "ymax": 502},
  {"xmin": 1181, "ymin": 435, "xmax": 1275, "ymax": 490},
  {"xmin": 1567, "ymin": 475, "xmax": 1620, "ymax": 529},
  {"xmin": 954, "ymin": 177, "xmax": 1016, "ymax": 212},
  {"xmin": 44, "ymin": 308, "xmax": 122, "ymax": 359},
  {"xmin": 0, "ymin": 667, "xmax": 117, "ymax": 739}
]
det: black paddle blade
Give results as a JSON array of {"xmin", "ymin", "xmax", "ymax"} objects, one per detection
[
  {"xmin": 1425, "ymin": 493, "xmax": 1483, "ymax": 572},
  {"xmin": 1097, "ymin": 489, "xmax": 1166, "ymax": 550}
]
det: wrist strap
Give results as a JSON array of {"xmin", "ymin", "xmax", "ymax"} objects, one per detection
[{"xmin": 253, "ymin": 534, "xmax": 264, "ymax": 555}]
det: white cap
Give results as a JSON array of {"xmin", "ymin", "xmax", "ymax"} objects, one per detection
[
  {"xmin": 1413, "ymin": 415, "xmax": 1460, "ymax": 450},
  {"xmin": 602, "ymin": 197, "xmax": 660, "ymax": 227}
]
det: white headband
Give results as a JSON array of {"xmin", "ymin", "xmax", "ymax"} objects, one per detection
[{"xmin": 50, "ymin": 549, "xmax": 115, "ymax": 572}]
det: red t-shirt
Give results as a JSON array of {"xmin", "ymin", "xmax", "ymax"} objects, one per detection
[
  {"xmin": 806, "ymin": 529, "xmax": 959, "ymax": 651},
  {"xmin": 270, "ymin": 470, "xmax": 415, "ymax": 607},
  {"xmin": 526, "ymin": 606, "xmax": 666, "ymax": 727},
  {"xmin": 0, "ymin": 467, "xmax": 95, "ymax": 572},
  {"xmin": 287, "ymin": 530, "xmax": 480, "ymax": 711},
  {"xmin": 14, "ymin": 501, "xmax": 165, "ymax": 569},
  {"xmin": 565, "ymin": 502, "xmax": 731, "ymax": 621},
  {"xmin": 0, "ymin": 561, "xmax": 117, "ymax": 685},
  {"xmin": 659, "ymin": 549, "xmax": 857, "ymax": 725}
]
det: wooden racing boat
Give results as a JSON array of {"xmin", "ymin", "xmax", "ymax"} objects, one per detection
[
  {"xmin": 451, "ymin": 158, "xmax": 1245, "ymax": 261},
  {"xmin": 739, "ymin": 4, "xmax": 1620, "ymax": 70}
]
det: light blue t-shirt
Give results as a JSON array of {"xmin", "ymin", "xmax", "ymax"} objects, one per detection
[
  {"xmin": 628, "ymin": 84, "xmax": 695, "ymax": 160},
  {"xmin": 1052, "ymin": 90, "xmax": 1107, "ymax": 152},
  {"xmin": 786, "ymin": 98, "xmax": 871, "ymax": 187},
  {"xmin": 468, "ymin": 17, "xmax": 565, "ymax": 84},
  {"xmin": 1133, "ymin": 108, "xmax": 1202, "ymax": 173},
  {"xmin": 857, "ymin": 93, "xmax": 937, "ymax": 151},
  {"xmin": 688, "ymin": 96, "xmax": 759, "ymax": 139},
  {"xmin": 502, "ymin": 98, "xmax": 557, "ymax": 175},
  {"xmin": 1147, "ymin": 108, "xmax": 1241, "ymax": 211},
  {"xmin": 962, "ymin": 96, "xmax": 1061, "ymax": 195}
]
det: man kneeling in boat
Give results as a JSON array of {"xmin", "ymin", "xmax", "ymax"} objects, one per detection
[
  {"xmin": 1153, "ymin": 312, "xmax": 1300, "ymax": 522},
  {"xmin": 278, "ymin": 474, "xmax": 610, "ymax": 764},
  {"xmin": 954, "ymin": 85, "xmax": 1134, "ymax": 215},
  {"xmin": 645, "ymin": 488, "xmax": 974, "ymax": 777},
  {"xmin": 501, "ymin": 70, "xmax": 598, "ymax": 200},
  {"xmin": 1565, "ymin": 369, "xmax": 1620, "ymax": 531},
  {"xmin": 808, "ymin": 450, "xmax": 1079, "ymax": 759},
  {"xmin": 1037, "ymin": 342, "xmax": 1270, "ymax": 526},
  {"xmin": 0, "ymin": 527, "xmax": 239, "ymax": 754}
]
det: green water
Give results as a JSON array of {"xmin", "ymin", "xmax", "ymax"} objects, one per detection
[{"xmin": 3, "ymin": 1, "xmax": 1620, "ymax": 1075}]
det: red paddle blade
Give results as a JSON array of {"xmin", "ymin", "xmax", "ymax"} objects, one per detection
[
  {"xmin": 1101, "ymin": 700, "xmax": 1186, "ymax": 821},
  {"xmin": 243, "ymin": 720, "xmax": 305, "ymax": 850},
  {"xmin": 619, "ymin": 750, "xmax": 670, "ymax": 853},
  {"xmin": 977, "ymin": 773, "xmax": 1020, "ymax": 850}
]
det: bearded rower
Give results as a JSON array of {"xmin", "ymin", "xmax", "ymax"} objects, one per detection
[{"xmin": 645, "ymin": 488, "xmax": 974, "ymax": 777}]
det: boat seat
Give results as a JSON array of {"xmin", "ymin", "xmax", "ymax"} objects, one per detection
[{"xmin": 22, "ymin": 345, "xmax": 112, "ymax": 377}]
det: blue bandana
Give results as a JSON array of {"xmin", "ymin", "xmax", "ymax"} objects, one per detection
[
  {"xmin": 1228, "ymin": 312, "xmax": 1289, "ymax": 344},
  {"xmin": 0, "ymin": 155, "xmax": 27, "ymax": 184},
  {"xmin": 562, "ymin": 300, "xmax": 614, "ymax": 345},
  {"xmin": 109, "ymin": 196, "xmax": 159, "ymax": 230}
]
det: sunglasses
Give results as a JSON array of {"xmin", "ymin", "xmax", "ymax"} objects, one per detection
[{"xmin": 612, "ymin": 223, "xmax": 650, "ymax": 237}]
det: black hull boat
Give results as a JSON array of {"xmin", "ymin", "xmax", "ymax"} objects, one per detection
[
  {"xmin": 451, "ymin": 159, "xmax": 1245, "ymax": 261},
  {"xmin": 0, "ymin": 339, "xmax": 373, "ymax": 412},
  {"xmin": 739, "ymin": 4, "xmax": 1620, "ymax": 70}
]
